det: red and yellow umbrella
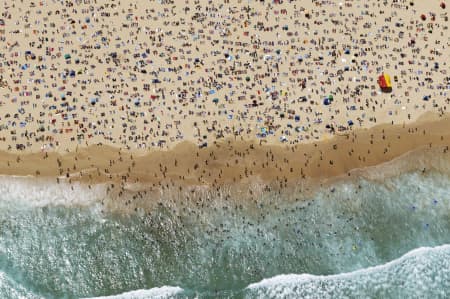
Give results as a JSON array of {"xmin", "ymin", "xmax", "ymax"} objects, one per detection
[{"xmin": 378, "ymin": 74, "xmax": 392, "ymax": 92}]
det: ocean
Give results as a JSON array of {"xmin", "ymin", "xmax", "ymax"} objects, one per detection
[{"xmin": 0, "ymin": 163, "xmax": 450, "ymax": 298}]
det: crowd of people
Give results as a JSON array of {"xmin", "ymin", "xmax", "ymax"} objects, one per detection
[{"xmin": 0, "ymin": 0, "xmax": 448, "ymax": 153}]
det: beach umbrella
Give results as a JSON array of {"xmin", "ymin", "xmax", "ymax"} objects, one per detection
[
  {"xmin": 152, "ymin": 78, "xmax": 161, "ymax": 84},
  {"xmin": 420, "ymin": 14, "xmax": 426, "ymax": 21},
  {"xmin": 423, "ymin": 95, "xmax": 430, "ymax": 101},
  {"xmin": 378, "ymin": 74, "xmax": 393, "ymax": 92},
  {"xmin": 323, "ymin": 98, "xmax": 332, "ymax": 105},
  {"xmin": 209, "ymin": 89, "xmax": 216, "ymax": 95},
  {"xmin": 64, "ymin": 54, "xmax": 71, "ymax": 60},
  {"xmin": 294, "ymin": 115, "xmax": 300, "ymax": 122},
  {"xmin": 348, "ymin": 120, "xmax": 354, "ymax": 126},
  {"xmin": 212, "ymin": 98, "xmax": 219, "ymax": 104}
]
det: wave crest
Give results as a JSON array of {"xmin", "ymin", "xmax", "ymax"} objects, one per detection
[
  {"xmin": 246, "ymin": 244, "xmax": 450, "ymax": 298},
  {"xmin": 82, "ymin": 286, "xmax": 184, "ymax": 299}
]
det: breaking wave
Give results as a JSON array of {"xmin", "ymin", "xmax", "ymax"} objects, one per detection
[
  {"xmin": 0, "ymin": 154, "xmax": 450, "ymax": 298},
  {"xmin": 246, "ymin": 245, "xmax": 450, "ymax": 298},
  {"xmin": 82, "ymin": 286, "xmax": 184, "ymax": 299}
]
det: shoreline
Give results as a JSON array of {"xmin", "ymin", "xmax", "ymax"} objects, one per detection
[
  {"xmin": 0, "ymin": 113, "xmax": 449, "ymax": 214},
  {"xmin": 0, "ymin": 113, "xmax": 448, "ymax": 188}
]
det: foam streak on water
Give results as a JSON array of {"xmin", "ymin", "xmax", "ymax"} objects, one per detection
[{"xmin": 0, "ymin": 169, "xmax": 449, "ymax": 298}]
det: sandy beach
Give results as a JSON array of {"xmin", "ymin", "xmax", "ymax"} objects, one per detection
[
  {"xmin": 0, "ymin": 0, "xmax": 448, "ymax": 191},
  {"xmin": 0, "ymin": 0, "xmax": 448, "ymax": 146},
  {"xmin": 0, "ymin": 112, "xmax": 449, "ymax": 195}
]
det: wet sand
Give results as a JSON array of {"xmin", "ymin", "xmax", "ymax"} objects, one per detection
[
  {"xmin": 0, "ymin": 0, "xmax": 448, "ymax": 205},
  {"xmin": 1, "ymin": 112, "xmax": 449, "ymax": 195}
]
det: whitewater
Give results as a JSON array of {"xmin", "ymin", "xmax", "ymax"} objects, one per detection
[{"xmin": 0, "ymin": 167, "xmax": 449, "ymax": 298}]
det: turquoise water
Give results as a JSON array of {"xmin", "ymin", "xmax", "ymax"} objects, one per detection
[{"xmin": 0, "ymin": 169, "xmax": 449, "ymax": 298}]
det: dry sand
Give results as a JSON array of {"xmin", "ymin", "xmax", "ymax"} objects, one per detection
[
  {"xmin": 0, "ymin": 0, "xmax": 448, "ymax": 152},
  {"xmin": 0, "ymin": 0, "xmax": 449, "ymax": 197}
]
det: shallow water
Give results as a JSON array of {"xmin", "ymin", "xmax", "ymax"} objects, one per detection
[{"xmin": 0, "ymin": 169, "xmax": 449, "ymax": 298}]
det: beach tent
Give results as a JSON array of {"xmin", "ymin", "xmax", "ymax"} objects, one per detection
[
  {"xmin": 377, "ymin": 74, "xmax": 392, "ymax": 92},
  {"xmin": 323, "ymin": 95, "xmax": 334, "ymax": 105}
]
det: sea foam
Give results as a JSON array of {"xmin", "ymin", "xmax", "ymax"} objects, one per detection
[
  {"xmin": 246, "ymin": 244, "xmax": 450, "ymax": 298},
  {"xmin": 0, "ymin": 175, "xmax": 107, "ymax": 209},
  {"xmin": 82, "ymin": 286, "xmax": 184, "ymax": 299}
]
